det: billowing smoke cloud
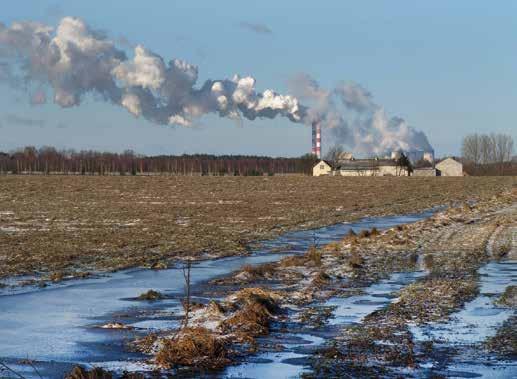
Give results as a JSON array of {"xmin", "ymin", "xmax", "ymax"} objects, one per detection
[
  {"xmin": 0, "ymin": 17, "xmax": 432, "ymax": 155},
  {"xmin": 0, "ymin": 17, "xmax": 302, "ymax": 127},
  {"xmin": 289, "ymin": 73, "xmax": 433, "ymax": 155}
]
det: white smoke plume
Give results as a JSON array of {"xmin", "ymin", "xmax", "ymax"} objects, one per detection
[
  {"xmin": 0, "ymin": 17, "xmax": 302, "ymax": 126},
  {"xmin": 288, "ymin": 73, "xmax": 433, "ymax": 156},
  {"xmin": 0, "ymin": 17, "xmax": 432, "ymax": 155}
]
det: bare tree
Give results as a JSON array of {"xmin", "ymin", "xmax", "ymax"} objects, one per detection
[
  {"xmin": 461, "ymin": 133, "xmax": 481, "ymax": 165},
  {"xmin": 324, "ymin": 144, "xmax": 345, "ymax": 168},
  {"xmin": 181, "ymin": 259, "xmax": 192, "ymax": 329},
  {"xmin": 463, "ymin": 133, "xmax": 514, "ymax": 173}
]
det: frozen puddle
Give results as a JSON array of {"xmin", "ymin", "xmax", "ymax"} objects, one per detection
[
  {"xmin": 0, "ymin": 209, "xmax": 437, "ymax": 378},
  {"xmin": 224, "ymin": 271, "xmax": 426, "ymax": 379},
  {"xmin": 410, "ymin": 260, "xmax": 516, "ymax": 345},
  {"xmin": 225, "ymin": 334, "xmax": 324, "ymax": 379},
  {"xmin": 410, "ymin": 260, "xmax": 517, "ymax": 377},
  {"xmin": 327, "ymin": 271, "xmax": 426, "ymax": 326}
]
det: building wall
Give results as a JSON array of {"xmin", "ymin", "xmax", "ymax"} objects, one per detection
[
  {"xmin": 413, "ymin": 168, "xmax": 437, "ymax": 177},
  {"xmin": 336, "ymin": 165, "xmax": 409, "ymax": 176},
  {"xmin": 313, "ymin": 161, "xmax": 332, "ymax": 176},
  {"xmin": 378, "ymin": 165, "xmax": 409, "ymax": 176},
  {"xmin": 436, "ymin": 158, "xmax": 463, "ymax": 176}
]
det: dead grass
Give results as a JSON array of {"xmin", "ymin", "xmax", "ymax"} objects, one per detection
[
  {"xmin": 496, "ymin": 285, "xmax": 517, "ymax": 308},
  {"xmin": 240, "ymin": 263, "xmax": 276, "ymax": 279},
  {"xmin": 222, "ymin": 288, "xmax": 281, "ymax": 338},
  {"xmin": 65, "ymin": 366, "xmax": 145, "ymax": 379},
  {"xmin": 137, "ymin": 289, "xmax": 164, "ymax": 301},
  {"xmin": 155, "ymin": 327, "xmax": 230, "ymax": 369},
  {"xmin": 348, "ymin": 249, "xmax": 364, "ymax": 268},
  {"xmin": 0, "ymin": 176, "xmax": 512, "ymax": 279},
  {"xmin": 306, "ymin": 246, "xmax": 322, "ymax": 266}
]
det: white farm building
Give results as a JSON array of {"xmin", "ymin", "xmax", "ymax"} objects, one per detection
[
  {"xmin": 312, "ymin": 155, "xmax": 463, "ymax": 177},
  {"xmin": 313, "ymin": 157, "xmax": 410, "ymax": 177}
]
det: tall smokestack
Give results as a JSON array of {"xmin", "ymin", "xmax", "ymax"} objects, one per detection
[{"xmin": 312, "ymin": 121, "xmax": 321, "ymax": 159}]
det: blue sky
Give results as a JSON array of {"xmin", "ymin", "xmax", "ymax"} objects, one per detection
[{"xmin": 1, "ymin": 0, "xmax": 516, "ymax": 157}]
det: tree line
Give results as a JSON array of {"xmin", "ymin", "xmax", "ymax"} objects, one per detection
[
  {"xmin": 0, "ymin": 146, "xmax": 318, "ymax": 176},
  {"xmin": 461, "ymin": 133, "xmax": 515, "ymax": 175}
]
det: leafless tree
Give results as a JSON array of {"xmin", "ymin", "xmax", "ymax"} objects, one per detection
[
  {"xmin": 324, "ymin": 144, "xmax": 345, "ymax": 167},
  {"xmin": 480, "ymin": 134, "xmax": 496, "ymax": 164},
  {"xmin": 461, "ymin": 133, "xmax": 482, "ymax": 165},
  {"xmin": 181, "ymin": 259, "xmax": 192, "ymax": 329},
  {"xmin": 463, "ymin": 133, "xmax": 514, "ymax": 173},
  {"xmin": 494, "ymin": 133, "xmax": 514, "ymax": 164}
]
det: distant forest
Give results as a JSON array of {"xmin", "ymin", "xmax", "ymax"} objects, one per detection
[{"xmin": 0, "ymin": 146, "xmax": 318, "ymax": 176}]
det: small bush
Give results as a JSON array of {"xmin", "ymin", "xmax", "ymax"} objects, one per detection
[{"xmin": 370, "ymin": 227, "xmax": 380, "ymax": 236}]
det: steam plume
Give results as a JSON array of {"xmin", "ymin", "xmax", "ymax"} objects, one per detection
[
  {"xmin": 0, "ymin": 17, "xmax": 432, "ymax": 155},
  {"xmin": 288, "ymin": 73, "xmax": 433, "ymax": 155},
  {"xmin": 0, "ymin": 17, "xmax": 302, "ymax": 126}
]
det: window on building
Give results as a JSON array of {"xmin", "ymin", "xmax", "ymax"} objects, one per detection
[{"xmin": 320, "ymin": 164, "xmax": 325, "ymax": 169}]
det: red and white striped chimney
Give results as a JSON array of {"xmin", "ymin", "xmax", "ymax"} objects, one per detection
[{"xmin": 311, "ymin": 121, "xmax": 321, "ymax": 159}]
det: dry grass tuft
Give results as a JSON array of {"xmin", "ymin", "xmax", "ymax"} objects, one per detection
[
  {"xmin": 240, "ymin": 263, "xmax": 276, "ymax": 279},
  {"xmin": 155, "ymin": 327, "xmax": 229, "ymax": 369},
  {"xmin": 279, "ymin": 254, "xmax": 307, "ymax": 267},
  {"xmin": 65, "ymin": 366, "xmax": 113, "ymax": 379},
  {"xmin": 66, "ymin": 365, "xmax": 145, "ymax": 379},
  {"xmin": 223, "ymin": 287, "xmax": 282, "ymax": 337},
  {"xmin": 496, "ymin": 241, "xmax": 512, "ymax": 259},
  {"xmin": 348, "ymin": 249, "xmax": 364, "ymax": 268},
  {"xmin": 137, "ymin": 289, "xmax": 164, "ymax": 301},
  {"xmin": 306, "ymin": 246, "xmax": 322, "ymax": 266},
  {"xmin": 497, "ymin": 285, "xmax": 517, "ymax": 308},
  {"xmin": 312, "ymin": 270, "xmax": 331, "ymax": 287},
  {"xmin": 423, "ymin": 254, "xmax": 434, "ymax": 270},
  {"xmin": 358, "ymin": 230, "xmax": 371, "ymax": 238}
]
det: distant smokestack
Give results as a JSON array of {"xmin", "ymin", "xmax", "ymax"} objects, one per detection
[{"xmin": 312, "ymin": 121, "xmax": 321, "ymax": 159}]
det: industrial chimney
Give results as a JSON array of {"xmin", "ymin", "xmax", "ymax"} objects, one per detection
[{"xmin": 312, "ymin": 121, "xmax": 322, "ymax": 159}]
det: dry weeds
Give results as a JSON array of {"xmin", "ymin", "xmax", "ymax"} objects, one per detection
[{"xmin": 155, "ymin": 327, "xmax": 230, "ymax": 369}]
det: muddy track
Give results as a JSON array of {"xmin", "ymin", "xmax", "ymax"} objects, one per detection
[
  {"xmin": 118, "ymin": 190, "xmax": 516, "ymax": 378},
  {"xmin": 308, "ymin": 192, "xmax": 516, "ymax": 378}
]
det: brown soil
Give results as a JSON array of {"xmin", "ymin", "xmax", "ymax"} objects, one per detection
[{"xmin": 0, "ymin": 176, "xmax": 513, "ymax": 281}]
